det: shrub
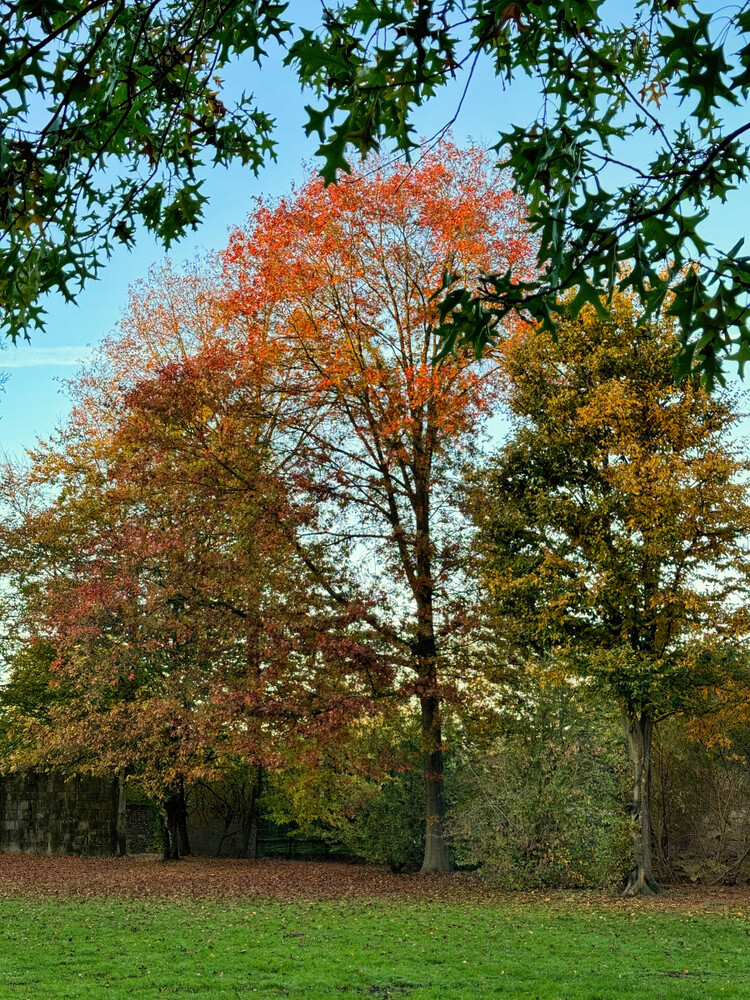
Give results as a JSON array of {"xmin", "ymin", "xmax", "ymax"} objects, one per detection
[
  {"xmin": 652, "ymin": 719, "xmax": 750, "ymax": 885},
  {"xmin": 326, "ymin": 761, "xmax": 425, "ymax": 871},
  {"xmin": 261, "ymin": 716, "xmax": 426, "ymax": 871},
  {"xmin": 448, "ymin": 680, "xmax": 630, "ymax": 889}
]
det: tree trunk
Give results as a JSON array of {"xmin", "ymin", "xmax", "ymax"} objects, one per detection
[
  {"xmin": 621, "ymin": 705, "xmax": 659, "ymax": 896},
  {"xmin": 240, "ymin": 767, "xmax": 263, "ymax": 860},
  {"xmin": 162, "ymin": 793, "xmax": 182, "ymax": 861},
  {"xmin": 177, "ymin": 778, "xmax": 191, "ymax": 856},
  {"xmin": 420, "ymin": 688, "xmax": 451, "ymax": 873},
  {"xmin": 115, "ymin": 773, "xmax": 127, "ymax": 856},
  {"xmin": 410, "ymin": 436, "xmax": 451, "ymax": 875}
]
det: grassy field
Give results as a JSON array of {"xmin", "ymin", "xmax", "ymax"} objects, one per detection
[{"xmin": 0, "ymin": 895, "xmax": 747, "ymax": 999}]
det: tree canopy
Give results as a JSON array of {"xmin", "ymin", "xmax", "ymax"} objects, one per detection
[{"xmin": 4, "ymin": 2, "xmax": 750, "ymax": 382}]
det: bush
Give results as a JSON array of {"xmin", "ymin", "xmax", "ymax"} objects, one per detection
[
  {"xmin": 448, "ymin": 680, "xmax": 630, "ymax": 889},
  {"xmin": 326, "ymin": 760, "xmax": 425, "ymax": 871},
  {"xmin": 652, "ymin": 719, "xmax": 750, "ymax": 885},
  {"xmin": 261, "ymin": 717, "xmax": 426, "ymax": 871}
]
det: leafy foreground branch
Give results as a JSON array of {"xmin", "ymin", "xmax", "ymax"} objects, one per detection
[
  {"xmin": 291, "ymin": 1, "xmax": 750, "ymax": 384},
  {"xmin": 5, "ymin": 2, "xmax": 750, "ymax": 381},
  {"xmin": 0, "ymin": 0, "xmax": 288, "ymax": 337}
]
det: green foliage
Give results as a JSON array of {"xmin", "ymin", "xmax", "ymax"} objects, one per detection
[
  {"xmin": 264, "ymin": 717, "xmax": 426, "ymax": 871},
  {"xmin": 326, "ymin": 760, "xmax": 425, "ymax": 872},
  {"xmin": 262, "ymin": 746, "xmax": 380, "ymax": 836},
  {"xmin": 448, "ymin": 679, "xmax": 630, "ymax": 889},
  {"xmin": 0, "ymin": 0, "xmax": 288, "ymax": 340},
  {"xmin": 0, "ymin": 640, "xmax": 68, "ymax": 764},
  {"xmin": 289, "ymin": 3, "xmax": 750, "ymax": 383},
  {"xmin": 0, "ymin": 640, "xmax": 60, "ymax": 721}
]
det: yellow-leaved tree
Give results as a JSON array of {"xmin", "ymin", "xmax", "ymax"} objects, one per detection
[{"xmin": 470, "ymin": 293, "xmax": 750, "ymax": 896}]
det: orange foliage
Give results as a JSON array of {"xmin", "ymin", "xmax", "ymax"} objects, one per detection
[{"xmin": 214, "ymin": 143, "xmax": 533, "ymax": 871}]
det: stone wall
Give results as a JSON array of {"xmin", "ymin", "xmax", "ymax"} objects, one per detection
[
  {"xmin": 0, "ymin": 772, "xmax": 337, "ymax": 859},
  {"xmin": 0, "ymin": 772, "xmax": 121, "ymax": 857}
]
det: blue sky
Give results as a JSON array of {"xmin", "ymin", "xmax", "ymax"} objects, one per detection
[{"xmin": 2, "ymin": 8, "xmax": 749, "ymax": 458}]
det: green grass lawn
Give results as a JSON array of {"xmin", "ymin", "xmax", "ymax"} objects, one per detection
[{"xmin": 0, "ymin": 896, "xmax": 746, "ymax": 999}]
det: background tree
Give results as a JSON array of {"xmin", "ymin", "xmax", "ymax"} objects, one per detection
[
  {"xmin": 263, "ymin": 710, "xmax": 429, "ymax": 873},
  {"xmin": 0, "ymin": 446, "xmax": 230, "ymax": 859},
  {"xmin": 470, "ymin": 293, "xmax": 750, "ymax": 895},
  {"xmin": 220, "ymin": 143, "xmax": 532, "ymax": 872}
]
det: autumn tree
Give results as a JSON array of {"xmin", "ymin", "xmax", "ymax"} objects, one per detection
[
  {"xmin": 106, "ymin": 264, "xmax": 395, "ymax": 840},
  {"xmin": 470, "ymin": 294, "xmax": 750, "ymax": 895},
  {"xmin": 0, "ymin": 261, "xmax": 388, "ymax": 858},
  {"xmin": 0, "ymin": 448, "xmax": 231, "ymax": 858},
  {"xmin": 220, "ymin": 143, "xmax": 532, "ymax": 872}
]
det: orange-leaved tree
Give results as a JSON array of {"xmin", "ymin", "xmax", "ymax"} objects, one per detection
[{"xmin": 220, "ymin": 142, "xmax": 533, "ymax": 872}]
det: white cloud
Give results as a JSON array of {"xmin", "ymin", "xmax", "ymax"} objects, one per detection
[{"xmin": 1, "ymin": 345, "xmax": 94, "ymax": 368}]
